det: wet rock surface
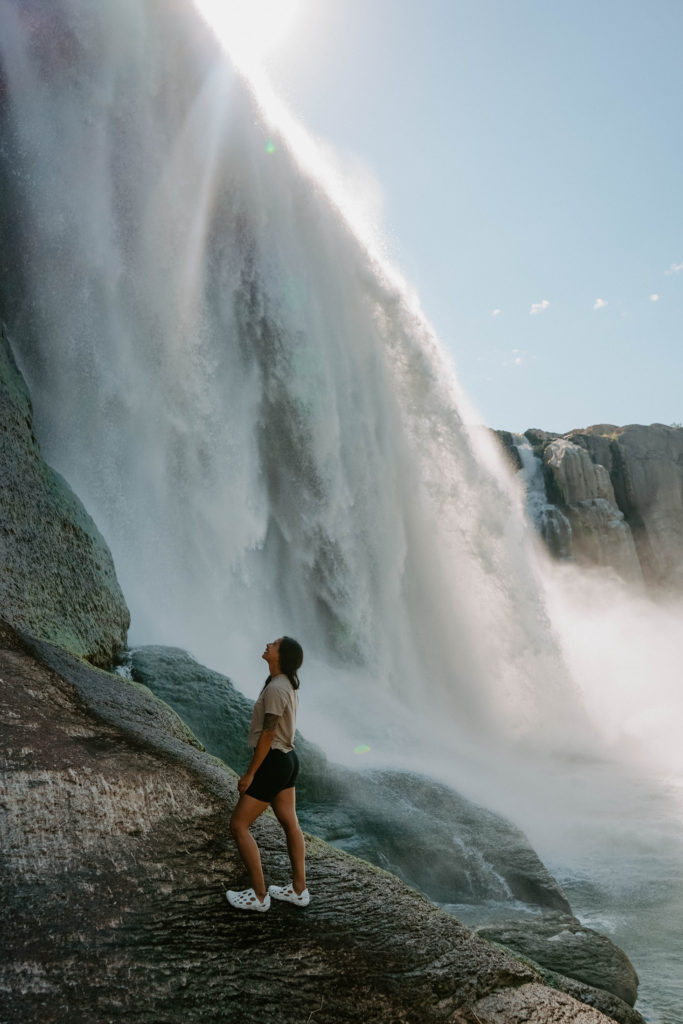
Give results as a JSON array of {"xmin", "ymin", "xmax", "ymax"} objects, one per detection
[
  {"xmin": 0, "ymin": 622, "xmax": 626, "ymax": 1023},
  {"xmin": 470, "ymin": 913, "xmax": 638, "ymax": 1006},
  {"xmin": 0, "ymin": 324, "xmax": 129, "ymax": 665}
]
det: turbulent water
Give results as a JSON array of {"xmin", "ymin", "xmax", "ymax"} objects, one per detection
[{"xmin": 1, "ymin": 1, "xmax": 682, "ymax": 1019}]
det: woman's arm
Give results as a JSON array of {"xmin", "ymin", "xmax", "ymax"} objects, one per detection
[{"xmin": 238, "ymin": 713, "xmax": 279, "ymax": 794}]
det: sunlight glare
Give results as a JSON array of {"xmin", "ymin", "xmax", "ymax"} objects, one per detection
[{"xmin": 194, "ymin": 0, "xmax": 302, "ymax": 67}]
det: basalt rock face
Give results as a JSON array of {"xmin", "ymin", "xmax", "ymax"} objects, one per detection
[
  {"xmin": 0, "ymin": 324, "xmax": 129, "ymax": 665},
  {"xmin": 496, "ymin": 424, "xmax": 683, "ymax": 590},
  {"xmin": 543, "ymin": 438, "xmax": 642, "ymax": 583},
  {"xmin": 573, "ymin": 424, "xmax": 683, "ymax": 590},
  {"xmin": 1, "ymin": 622, "xmax": 626, "ymax": 1024}
]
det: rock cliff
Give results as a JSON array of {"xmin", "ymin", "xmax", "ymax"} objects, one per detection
[
  {"xmin": 0, "ymin": 323, "xmax": 129, "ymax": 664},
  {"xmin": 497, "ymin": 424, "xmax": 683, "ymax": 590}
]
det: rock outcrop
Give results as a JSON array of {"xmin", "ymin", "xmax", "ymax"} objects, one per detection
[
  {"xmin": 573, "ymin": 424, "xmax": 683, "ymax": 590},
  {"xmin": 543, "ymin": 438, "xmax": 642, "ymax": 583},
  {"xmin": 496, "ymin": 423, "xmax": 683, "ymax": 590},
  {"xmin": 472, "ymin": 912, "xmax": 638, "ymax": 1006},
  {"xmin": 0, "ymin": 323, "xmax": 129, "ymax": 665},
  {"xmin": 0, "ymin": 622, "xmax": 635, "ymax": 1024},
  {"xmin": 129, "ymin": 645, "xmax": 641, "ymax": 1019}
]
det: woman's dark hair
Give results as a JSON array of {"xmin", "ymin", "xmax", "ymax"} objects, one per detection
[{"xmin": 278, "ymin": 635, "xmax": 303, "ymax": 690}]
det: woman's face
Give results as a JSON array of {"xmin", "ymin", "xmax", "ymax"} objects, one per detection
[{"xmin": 262, "ymin": 638, "xmax": 282, "ymax": 666}]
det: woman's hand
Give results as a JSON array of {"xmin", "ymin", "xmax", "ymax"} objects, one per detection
[
  {"xmin": 238, "ymin": 726, "xmax": 276, "ymax": 796},
  {"xmin": 238, "ymin": 772, "xmax": 254, "ymax": 795}
]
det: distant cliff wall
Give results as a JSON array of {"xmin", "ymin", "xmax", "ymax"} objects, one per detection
[{"xmin": 497, "ymin": 424, "xmax": 683, "ymax": 590}]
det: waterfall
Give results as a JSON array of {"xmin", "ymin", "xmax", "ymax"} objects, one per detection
[
  {"xmin": 0, "ymin": 0, "xmax": 583, "ymax": 757},
  {"xmin": 1, "ymin": 3, "xmax": 682, "ymax": 1015},
  {"xmin": 513, "ymin": 436, "xmax": 572, "ymax": 559}
]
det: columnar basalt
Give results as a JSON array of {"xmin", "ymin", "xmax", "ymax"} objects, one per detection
[{"xmin": 496, "ymin": 423, "xmax": 683, "ymax": 590}]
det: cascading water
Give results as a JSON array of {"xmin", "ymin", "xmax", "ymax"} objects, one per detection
[
  {"xmin": 1, "ymin": 2, "xmax": 682, "ymax": 1019},
  {"xmin": 0, "ymin": 0, "xmax": 581, "ymax": 753},
  {"xmin": 514, "ymin": 435, "xmax": 572, "ymax": 559}
]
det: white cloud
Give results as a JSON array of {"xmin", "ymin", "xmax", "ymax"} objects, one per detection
[
  {"xmin": 502, "ymin": 348, "xmax": 525, "ymax": 368},
  {"xmin": 529, "ymin": 299, "xmax": 550, "ymax": 315},
  {"xmin": 650, "ymin": 293, "xmax": 660, "ymax": 302},
  {"xmin": 593, "ymin": 298, "xmax": 608, "ymax": 310},
  {"xmin": 664, "ymin": 262, "xmax": 683, "ymax": 276},
  {"xmin": 491, "ymin": 308, "xmax": 502, "ymax": 317}
]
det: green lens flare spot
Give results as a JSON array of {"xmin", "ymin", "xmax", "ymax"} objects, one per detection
[
  {"xmin": 354, "ymin": 744, "xmax": 371, "ymax": 755},
  {"xmin": 265, "ymin": 140, "xmax": 276, "ymax": 154}
]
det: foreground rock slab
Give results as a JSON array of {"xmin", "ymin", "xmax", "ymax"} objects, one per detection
[{"xmin": 0, "ymin": 624, "xmax": 624, "ymax": 1024}]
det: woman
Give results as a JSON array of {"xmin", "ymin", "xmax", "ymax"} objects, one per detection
[{"xmin": 226, "ymin": 636, "xmax": 310, "ymax": 912}]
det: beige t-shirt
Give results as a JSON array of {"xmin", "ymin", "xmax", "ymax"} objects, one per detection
[{"xmin": 247, "ymin": 674, "xmax": 298, "ymax": 753}]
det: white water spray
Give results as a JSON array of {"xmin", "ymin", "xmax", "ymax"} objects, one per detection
[{"xmin": 0, "ymin": 0, "xmax": 583, "ymax": 754}]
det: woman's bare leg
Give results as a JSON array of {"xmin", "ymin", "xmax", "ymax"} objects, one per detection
[
  {"xmin": 229, "ymin": 793, "xmax": 270, "ymax": 900},
  {"xmin": 271, "ymin": 787, "xmax": 306, "ymax": 893}
]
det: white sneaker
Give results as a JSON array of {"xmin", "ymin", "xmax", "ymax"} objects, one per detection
[
  {"xmin": 268, "ymin": 883, "xmax": 310, "ymax": 907},
  {"xmin": 226, "ymin": 887, "xmax": 270, "ymax": 912}
]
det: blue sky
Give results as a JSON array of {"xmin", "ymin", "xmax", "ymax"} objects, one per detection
[{"xmin": 261, "ymin": 0, "xmax": 683, "ymax": 432}]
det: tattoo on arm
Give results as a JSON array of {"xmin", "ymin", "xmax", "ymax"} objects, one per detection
[{"xmin": 263, "ymin": 713, "xmax": 280, "ymax": 733}]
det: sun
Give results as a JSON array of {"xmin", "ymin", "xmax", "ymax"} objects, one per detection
[{"xmin": 193, "ymin": 0, "xmax": 302, "ymax": 67}]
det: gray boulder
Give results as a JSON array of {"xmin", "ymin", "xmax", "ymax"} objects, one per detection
[
  {"xmin": 471, "ymin": 911, "xmax": 638, "ymax": 1006},
  {"xmin": 0, "ymin": 324, "xmax": 129, "ymax": 665}
]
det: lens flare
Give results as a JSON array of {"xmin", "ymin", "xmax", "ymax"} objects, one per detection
[{"xmin": 354, "ymin": 744, "xmax": 371, "ymax": 755}]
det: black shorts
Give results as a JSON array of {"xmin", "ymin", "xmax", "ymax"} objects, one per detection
[{"xmin": 246, "ymin": 748, "xmax": 299, "ymax": 803}]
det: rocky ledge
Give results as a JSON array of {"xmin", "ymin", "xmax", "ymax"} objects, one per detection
[
  {"xmin": 128, "ymin": 645, "xmax": 642, "ymax": 1024},
  {"xmin": 1, "ymin": 621, "xmax": 639, "ymax": 1024}
]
